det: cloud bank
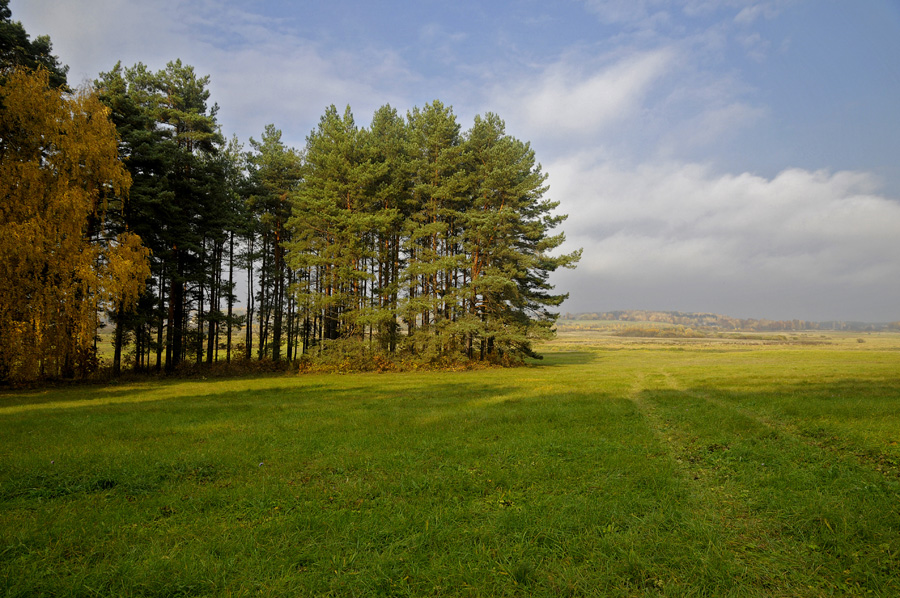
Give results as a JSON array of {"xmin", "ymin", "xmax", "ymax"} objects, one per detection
[
  {"xmin": 11, "ymin": 0, "xmax": 900, "ymax": 321},
  {"xmin": 549, "ymin": 158, "xmax": 900, "ymax": 320}
]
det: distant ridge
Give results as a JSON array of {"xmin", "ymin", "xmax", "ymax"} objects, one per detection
[{"xmin": 561, "ymin": 310, "xmax": 900, "ymax": 332}]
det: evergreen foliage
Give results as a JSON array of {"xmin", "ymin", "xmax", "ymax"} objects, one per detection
[
  {"xmin": 1, "ymin": 0, "xmax": 577, "ymax": 378},
  {"xmin": 0, "ymin": 0, "xmax": 68, "ymax": 89},
  {"xmin": 287, "ymin": 103, "xmax": 581, "ymax": 364},
  {"xmin": 246, "ymin": 125, "xmax": 303, "ymax": 361},
  {"xmin": 94, "ymin": 61, "xmax": 239, "ymax": 374}
]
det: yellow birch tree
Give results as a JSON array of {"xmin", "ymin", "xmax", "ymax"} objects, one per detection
[{"xmin": 0, "ymin": 67, "xmax": 150, "ymax": 381}]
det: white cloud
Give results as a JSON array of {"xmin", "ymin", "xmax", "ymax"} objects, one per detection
[
  {"xmin": 419, "ymin": 23, "xmax": 467, "ymax": 44},
  {"xmin": 12, "ymin": 0, "xmax": 414, "ymax": 147},
  {"xmin": 582, "ymin": 0, "xmax": 786, "ymax": 29},
  {"xmin": 13, "ymin": 0, "xmax": 897, "ymax": 321},
  {"xmin": 737, "ymin": 32, "xmax": 770, "ymax": 61},
  {"xmin": 493, "ymin": 49, "xmax": 674, "ymax": 142},
  {"xmin": 733, "ymin": 2, "xmax": 784, "ymax": 24},
  {"xmin": 582, "ymin": 0, "xmax": 670, "ymax": 26},
  {"xmin": 208, "ymin": 34, "xmax": 415, "ymax": 147},
  {"xmin": 484, "ymin": 25, "xmax": 770, "ymax": 163},
  {"xmin": 11, "ymin": 0, "xmax": 183, "ymax": 83},
  {"xmin": 657, "ymin": 101, "xmax": 768, "ymax": 156},
  {"xmin": 548, "ymin": 156, "xmax": 900, "ymax": 319}
]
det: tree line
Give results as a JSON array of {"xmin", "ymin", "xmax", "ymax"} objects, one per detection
[
  {"xmin": 0, "ymin": 3, "xmax": 579, "ymax": 381},
  {"xmin": 566, "ymin": 311, "xmax": 900, "ymax": 332}
]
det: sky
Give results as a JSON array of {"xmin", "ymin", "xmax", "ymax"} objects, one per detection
[{"xmin": 11, "ymin": 0, "xmax": 900, "ymax": 322}]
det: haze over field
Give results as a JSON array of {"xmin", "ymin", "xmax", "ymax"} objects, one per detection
[{"xmin": 13, "ymin": 0, "xmax": 900, "ymax": 321}]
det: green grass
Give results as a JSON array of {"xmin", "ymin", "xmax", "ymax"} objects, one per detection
[{"xmin": 2, "ymin": 335, "xmax": 900, "ymax": 596}]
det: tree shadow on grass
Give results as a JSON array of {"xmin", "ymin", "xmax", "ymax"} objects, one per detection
[
  {"xmin": 529, "ymin": 350, "xmax": 600, "ymax": 367},
  {"xmin": 0, "ymin": 378, "xmax": 333, "ymax": 414},
  {"xmin": 0, "ymin": 354, "xmax": 594, "ymax": 414},
  {"xmin": 0, "ymin": 378, "xmax": 184, "ymax": 410},
  {"xmin": 0, "ymin": 375, "xmax": 524, "ymax": 419}
]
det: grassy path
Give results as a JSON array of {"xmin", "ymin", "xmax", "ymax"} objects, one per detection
[
  {"xmin": 621, "ymin": 353, "xmax": 900, "ymax": 597},
  {"xmin": 2, "ymin": 341, "xmax": 899, "ymax": 596}
]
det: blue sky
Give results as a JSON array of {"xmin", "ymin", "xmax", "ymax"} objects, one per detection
[{"xmin": 12, "ymin": 0, "xmax": 900, "ymax": 321}]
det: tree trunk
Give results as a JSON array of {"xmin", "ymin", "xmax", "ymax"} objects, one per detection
[
  {"xmin": 166, "ymin": 255, "xmax": 185, "ymax": 373},
  {"xmin": 246, "ymin": 234, "xmax": 255, "ymax": 360},
  {"xmin": 197, "ymin": 262, "xmax": 205, "ymax": 365},
  {"xmin": 157, "ymin": 272, "xmax": 165, "ymax": 371},
  {"xmin": 112, "ymin": 301, "xmax": 124, "ymax": 376},
  {"xmin": 226, "ymin": 231, "xmax": 234, "ymax": 363},
  {"xmin": 207, "ymin": 240, "xmax": 221, "ymax": 364},
  {"xmin": 272, "ymin": 239, "xmax": 283, "ymax": 361}
]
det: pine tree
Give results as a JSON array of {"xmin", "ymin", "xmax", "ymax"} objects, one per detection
[
  {"xmin": 0, "ymin": 0, "xmax": 68, "ymax": 89},
  {"xmin": 220, "ymin": 136, "xmax": 250, "ymax": 363},
  {"xmin": 288, "ymin": 105, "xmax": 374, "ymax": 349},
  {"xmin": 284, "ymin": 102, "xmax": 579, "ymax": 365},
  {"xmin": 95, "ymin": 62, "xmax": 172, "ymax": 372},
  {"xmin": 363, "ymin": 105, "xmax": 412, "ymax": 352},
  {"xmin": 404, "ymin": 100, "xmax": 466, "ymax": 355},
  {"xmin": 95, "ymin": 60, "xmax": 227, "ymax": 372},
  {"xmin": 460, "ymin": 112, "xmax": 580, "ymax": 360},
  {"xmin": 246, "ymin": 125, "xmax": 302, "ymax": 361},
  {"xmin": 154, "ymin": 60, "xmax": 224, "ymax": 370}
]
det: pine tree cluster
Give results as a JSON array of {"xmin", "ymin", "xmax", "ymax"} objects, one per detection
[
  {"xmin": 287, "ymin": 102, "xmax": 580, "ymax": 364},
  {"xmin": 2, "ymin": 0, "xmax": 579, "ymax": 378}
]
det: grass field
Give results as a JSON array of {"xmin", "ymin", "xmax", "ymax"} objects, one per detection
[{"xmin": 2, "ymin": 330, "xmax": 899, "ymax": 596}]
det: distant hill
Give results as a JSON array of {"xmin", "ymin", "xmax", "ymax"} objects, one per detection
[{"xmin": 560, "ymin": 310, "xmax": 900, "ymax": 333}]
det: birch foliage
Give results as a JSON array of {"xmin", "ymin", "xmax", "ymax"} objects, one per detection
[{"xmin": 0, "ymin": 68, "xmax": 150, "ymax": 380}]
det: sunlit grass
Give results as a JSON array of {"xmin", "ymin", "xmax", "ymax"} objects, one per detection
[{"xmin": 2, "ymin": 333, "xmax": 900, "ymax": 596}]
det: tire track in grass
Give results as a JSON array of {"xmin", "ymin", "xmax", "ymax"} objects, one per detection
[
  {"xmin": 681, "ymin": 380, "xmax": 900, "ymax": 482},
  {"xmin": 626, "ymin": 370, "xmax": 814, "ymax": 596},
  {"xmin": 660, "ymin": 369, "xmax": 900, "ymax": 486},
  {"xmin": 636, "ymin": 369, "xmax": 900, "ymax": 597}
]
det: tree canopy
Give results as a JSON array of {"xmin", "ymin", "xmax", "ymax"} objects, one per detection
[
  {"xmin": 288, "ymin": 102, "xmax": 581, "ymax": 364},
  {"xmin": 0, "ymin": 67, "xmax": 149, "ymax": 380},
  {"xmin": 0, "ymin": 0, "xmax": 578, "ymax": 380},
  {"xmin": 94, "ymin": 60, "xmax": 235, "ymax": 374},
  {"xmin": 0, "ymin": 0, "xmax": 68, "ymax": 88}
]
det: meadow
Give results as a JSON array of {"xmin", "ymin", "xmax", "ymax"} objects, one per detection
[{"xmin": 2, "ymin": 328, "xmax": 899, "ymax": 596}]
